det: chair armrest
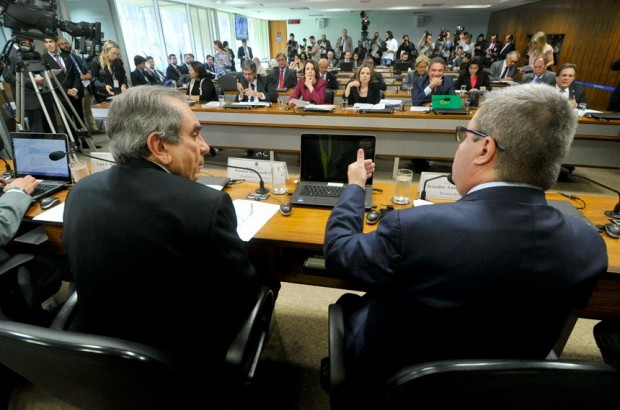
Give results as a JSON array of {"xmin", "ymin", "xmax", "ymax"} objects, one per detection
[
  {"xmin": 0, "ymin": 254, "xmax": 34, "ymax": 278},
  {"xmin": 225, "ymin": 286, "xmax": 275, "ymax": 386},
  {"xmin": 50, "ymin": 291, "xmax": 78, "ymax": 331},
  {"xmin": 328, "ymin": 302, "xmax": 347, "ymax": 406}
]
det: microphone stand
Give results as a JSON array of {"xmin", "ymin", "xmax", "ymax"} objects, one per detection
[
  {"xmin": 569, "ymin": 173, "xmax": 620, "ymax": 216},
  {"xmin": 204, "ymin": 161, "xmax": 269, "ymax": 195},
  {"xmin": 419, "ymin": 174, "xmax": 449, "ymax": 200}
]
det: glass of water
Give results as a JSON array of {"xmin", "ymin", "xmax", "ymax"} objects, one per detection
[
  {"xmin": 460, "ymin": 85, "xmax": 467, "ymax": 94},
  {"xmin": 218, "ymin": 95, "xmax": 226, "ymax": 108},
  {"xmin": 577, "ymin": 102, "xmax": 587, "ymax": 117}
]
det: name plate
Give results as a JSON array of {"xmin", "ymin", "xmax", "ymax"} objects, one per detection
[
  {"xmin": 227, "ymin": 158, "xmax": 287, "ymax": 183},
  {"xmin": 418, "ymin": 172, "xmax": 462, "ymax": 201},
  {"xmin": 89, "ymin": 152, "xmax": 115, "ymax": 173}
]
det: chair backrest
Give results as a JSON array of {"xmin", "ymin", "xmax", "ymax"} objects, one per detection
[
  {"xmin": 324, "ymin": 88, "xmax": 335, "ymax": 104},
  {"xmin": 217, "ymin": 72, "xmax": 241, "ymax": 91},
  {"xmin": 0, "ymin": 286, "xmax": 275, "ymax": 410}
]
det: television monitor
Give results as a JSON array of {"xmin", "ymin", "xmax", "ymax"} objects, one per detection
[{"xmin": 235, "ymin": 15, "xmax": 248, "ymax": 41}]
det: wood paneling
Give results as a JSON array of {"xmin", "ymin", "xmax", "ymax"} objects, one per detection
[
  {"xmin": 488, "ymin": 0, "xmax": 620, "ymax": 111},
  {"xmin": 268, "ymin": 21, "xmax": 288, "ymax": 61}
]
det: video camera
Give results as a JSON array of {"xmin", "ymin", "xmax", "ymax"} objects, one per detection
[{"xmin": 0, "ymin": 0, "xmax": 103, "ymax": 59}]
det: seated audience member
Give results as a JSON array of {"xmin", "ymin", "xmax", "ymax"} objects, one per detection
[
  {"xmin": 130, "ymin": 55, "xmax": 153, "ymax": 86},
  {"xmin": 326, "ymin": 50, "xmax": 338, "ymax": 68},
  {"xmin": 62, "ymin": 86, "xmax": 279, "ymax": 400},
  {"xmin": 164, "ymin": 53, "xmax": 184, "ymax": 85},
  {"xmin": 403, "ymin": 55, "xmax": 430, "ymax": 88},
  {"xmin": 344, "ymin": 63, "xmax": 382, "ymax": 105},
  {"xmin": 252, "ymin": 57, "xmax": 267, "ymax": 76},
  {"xmin": 554, "ymin": 63, "xmax": 586, "ymax": 108},
  {"xmin": 412, "ymin": 57, "xmax": 455, "ymax": 106},
  {"xmin": 289, "ymin": 54, "xmax": 303, "ymax": 72},
  {"xmin": 497, "ymin": 34, "xmax": 516, "ymax": 61},
  {"xmin": 323, "ymin": 83, "xmax": 606, "ymax": 408},
  {"xmin": 318, "ymin": 58, "xmax": 339, "ymax": 90},
  {"xmin": 270, "ymin": 52, "xmax": 297, "ymax": 90},
  {"xmin": 352, "ymin": 51, "xmax": 362, "ymax": 69},
  {"xmin": 609, "ymin": 59, "xmax": 620, "ymax": 112},
  {"xmin": 448, "ymin": 45, "xmax": 465, "ymax": 68},
  {"xmin": 521, "ymin": 56, "xmax": 555, "ymax": 85},
  {"xmin": 145, "ymin": 56, "xmax": 166, "ymax": 84},
  {"xmin": 235, "ymin": 59, "xmax": 278, "ymax": 103},
  {"xmin": 393, "ymin": 50, "xmax": 413, "ymax": 69},
  {"xmin": 203, "ymin": 55, "xmax": 217, "ymax": 79},
  {"xmin": 489, "ymin": 51, "xmax": 520, "ymax": 81},
  {"xmin": 337, "ymin": 51, "xmax": 353, "ymax": 68},
  {"xmin": 187, "ymin": 61, "xmax": 217, "ymax": 103},
  {"xmin": 362, "ymin": 57, "xmax": 387, "ymax": 91},
  {"xmin": 454, "ymin": 56, "xmax": 492, "ymax": 92},
  {"xmin": 288, "ymin": 60, "xmax": 326, "ymax": 106}
]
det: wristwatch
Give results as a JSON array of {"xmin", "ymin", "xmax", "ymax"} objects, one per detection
[{"xmin": 6, "ymin": 187, "xmax": 29, "ymax": 195}]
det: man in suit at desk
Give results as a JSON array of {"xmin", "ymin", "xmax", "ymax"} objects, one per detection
[
  {"xmin": 555, "ymin": 63, "xmax": 586, "ymax": 108},
  {"xmin": 235, "ymin": 60, "xmax": 277, "ymax": 103},
  {"xmin": 412, "ymin": 57, "xmax": 455, "ymax": 106},
  {"xmin": 489, "ymin": 51, "xmax": 520, "ymax": 82},
  {"xmin": 323, "ymin": 83, "xmax": 607, "ymax": 407},
  {"xmin": 62, "ymin": 86, "xmax": 278, "ymax": 397},
  {"xmin": 270, "ymin": 52, "xmax": 297, "ymax": 90},
  {"xmin": 521, "ymin": 56, "xmax": 555, "ymax": 86},
  {"xmin": 318, "ymin": 58, "xmax": 339, "ymax": 90}
]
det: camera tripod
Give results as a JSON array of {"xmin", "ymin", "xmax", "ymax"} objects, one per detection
[{"xmin": 358, "ymin": 31, "xmax": 371, "ymax": 59}]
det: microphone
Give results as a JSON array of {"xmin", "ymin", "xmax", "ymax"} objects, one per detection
[
  {"xmin": 568, "ymin": 173, "xmax": 620, "ymax": 217},
  {"xmin": 419, "ymin": 174, "xmax": 449, "ymax": 200},
  {"xmin": 204, "ymin": 161, "xmax": 269, "ymax": 195},
  {"xmin": 49, "ymin": 151, "xmax": 116, "ymax": 164}
]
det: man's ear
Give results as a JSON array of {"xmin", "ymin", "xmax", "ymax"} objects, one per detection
[
  {"xmin": 473, "ymin": 137, "xmax": 496, "ymax": 166},
  {"xmin": 146, "ymin": 132, "xmax": 171, "ymax": 165}
]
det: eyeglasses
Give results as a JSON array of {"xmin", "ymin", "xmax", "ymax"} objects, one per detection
[{"xmin": 455, "ymin": 126, "xmax": 506, "ymax": 151}]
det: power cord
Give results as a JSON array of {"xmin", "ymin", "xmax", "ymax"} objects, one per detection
[{"xmin": 557, "ymin": 192, "xmax": 586, "ymax": 210}]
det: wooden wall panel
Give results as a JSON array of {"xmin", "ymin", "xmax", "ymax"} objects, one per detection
[
  {"xmin": 269, "ymin": 21, "xmax": 288, "ymax": 62},
  {"xmin": 488, "ymin": 0, "xmax": 620, "ymax": 110}
]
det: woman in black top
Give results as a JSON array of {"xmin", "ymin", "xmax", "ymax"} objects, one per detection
[
  {"xmin": 344, "ymin": 63, "xmax": 382, "ymax": 105},
  {"xmin": 91, "ymin": 40, "xmax": 128, "ymax": 103},
  {"xmin": 187, "ymin": 61, "xmax": 217, "ymax": 102},
  {"xmin": 454, "ymin": 56, "xmax": 492, "ymax": 92}
]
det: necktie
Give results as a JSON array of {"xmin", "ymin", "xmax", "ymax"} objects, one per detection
[
  {"xmin": 500, "ymin": 66, "xmax": 508, "ymax": 78},
  {"xmin": 69, "ymin": 54, "xmax": 83, "ymax": 75},
  {"xmin": 279, "ymin": 69, "xmax": 285, "ymax": 88},
  {"xmin": 535, "ymin": 77, "xmax": 541, "ymax": 84},
  {"xmin": 250, "ymin": 83, "xmax": 255, "ymax": 102},
  {"xmin": 54, "ymin": 54, "xmax": 65, "ymax": 73}
]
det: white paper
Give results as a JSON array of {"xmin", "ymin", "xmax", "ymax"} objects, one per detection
[
  {"xmin": 233, "ymin": 199, "xmax": 279, "ymax": 241},
  {"xmin": 410, "ymin": 106, "xmax": 431, "ymax": 112},
  {"xmin": 379, "ymin": 99, "xmax": 402, "ymax": 106},
  {"xmin": 303, "ymin": 104, "xmax": 335, "ymax": 111},
  {"xmin": 89, "ymin": 152, "xmax": 115, "ymax": 174},
  {"xmin": 227, "ymin": 101, "xmax": 271, "ymax": 107},
  {"xmin": 202, "ymin": 101, "xmax": 220, "ymax": 108},
  {"xmin": 33, "ymin": 203, "xmax": 65, "ymax": 223}
]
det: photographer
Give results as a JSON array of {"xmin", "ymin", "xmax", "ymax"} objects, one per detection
[
  {"xmin": 286, "ymin": 33, "xmax": 299, "ymax": 63},
  {"xmin": 369, "ymin": 32, "xmax": 382, "ymax": 65},
  {"xmin": 418, "ymin": 31, "xmax": 434, "ymax": 58},
  {"xmin": 397, "ymin": 34, "xmax": 417, "ymax": 60},
  {"xmin": 434, "ymin": 29, "xmax": 453, "ymax": 60},
  {"xmin": 318, "ymin": 34, "xmax": 332, "ymax": 60}
]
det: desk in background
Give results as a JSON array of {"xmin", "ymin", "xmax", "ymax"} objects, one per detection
[{"xmin": 23, "ymin": 180, "xmax": 620, "ymax": 321}]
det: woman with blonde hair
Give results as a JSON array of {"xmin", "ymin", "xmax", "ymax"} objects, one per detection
[
  {"xmin": 403, "ymin": 54, "xmax": 430, "ymax": 87},
  {"xmin": 344, "ymin": 63, "xmax": 382, "ymax": 105},
  {"xmin": 91, "ymin": 40, "xmax": 128, "ymax": 103},
  {"xmin": 527, "ymin": 31, "xmax": 554, "ymax": 69}
]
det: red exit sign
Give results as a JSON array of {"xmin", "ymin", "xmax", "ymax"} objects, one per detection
[{"xmin": 288, "ymin": 19, "xmax": 300, "ymax": 24}]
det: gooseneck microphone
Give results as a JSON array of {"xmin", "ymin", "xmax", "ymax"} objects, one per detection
[
  {"xmin": 204, "ymin": 161, "xmax": 269, "ymax": 195},
  {"xmin": 49, "ymin": 151, "xmax": 116, "ymax": 164},
  {"xmin": 569, "ymin": 173, "xmax": 620, "ymax": 217},
  {"xmin": 419, "ymin": 174, "xmax": 450, "ymax": 200}
]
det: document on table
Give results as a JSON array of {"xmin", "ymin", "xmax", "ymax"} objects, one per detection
[
  {"xmin": 33, "ymin": 203, "xmax": 65, "ymax": 223},
  {"xmin": 410, "ymin": 106, "xmax": 431, "ymax": 113},
  {"xmin": 233, "ymin": 199, "xmax": 279, "ymax": 241}
]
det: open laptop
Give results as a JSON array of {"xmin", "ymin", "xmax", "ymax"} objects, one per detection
[
  {"xmin": 432, "ymin": 94, "xmax": 469, "ymax": 115},
  {"xmin": 587, "ymin": 112, "xmax": 620, "ymax": 121},
  {"xmin": 338, "ymin": 62, "xmax": 354, "ymax": 72},
  {"xmin": 394, "ymin": 62, "xmax": 411, "ymax": 73},
  {"xmin": 9, "ymin": 132, "xmax": 72, "ymax": 202},
  {"xmin": 290, "ymin": 134, "xmax": 376, "ymax": 209}
]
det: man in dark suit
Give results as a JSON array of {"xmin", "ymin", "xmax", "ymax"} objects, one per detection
[
  {"xmin": 130, "ymin": 55, "xmax": 152, "ymax": 86},
  {"xmin": 145, "ymin": 56, "xmax": 165, "ymax": 84},
  {"xmin": 318, "ymin": 58, "xmax": 339, "ymax": 90},
  {"xmin": 497, "ymin": 34, "xmax": 516, "ymax": 61},
  {"xmin": 521, "ymin": 56, "xmax": 555, "ymax": 85},
  {"xmin": 412, "ymin": 57, "xmax": 455, "ymax": 106},
  {"xmin": 237, "ymin": 39, "xmax": 253, "ymax": 65},
  {"xmin": 165, "ymin": 53, "xmax": 183, "ymax": 86},
  {"xmin": 555, "ymin": 63, "xmax": 586, "ymax": 107},
  {"xmin": 323, "ymin": 83, "xmax": 606, "ymax": 407},
  {"xmin": 270, "ymin": 52, "xmax": 297, "ymax": 90},
  {"xmin": 489, "ymin": 51, "xmax": 520, "ymax": 81},
  {"xmin": 204, "ymin": 54, "xmax": 217, "ymax": 79},
  {"xmin": 62, "ymin": 86, "xmax": 279, "ymax": 401},
  {"xmin": 235, "ymin": 60, "xmax": 277, "ymax": 103},
  {"xmin": 42, "ymin": 36, "xmax": 82, "ymax": 131}
]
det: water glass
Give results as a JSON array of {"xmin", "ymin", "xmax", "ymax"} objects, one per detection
[
  {"xmin": 392, "ymin": 169, "xmax": 413, "ymax": 205},
  {"xmin": 218, "ymin": 95, "xmax": 226, "ymax": 108},
  {"xmin": 577, "ymin": 102, "xmax": 587, "ymax": 117},
  {"xmin": 460, "ymin": 85, "xmax": 467, "ymax": 94},
  {"xmin": 271, "ymin": 162, "xmax": 288, "ymax": 194},
  {"xmin": 278, "ymin": 97, "xmax": 285, "ymax": 111},
  {"xmin": 69, "ymin": 160, "xmax": 90, "ymax": 184},
  {"xmin": 341, "ymin": 100, "xmax": 348, "ymax": 111}
]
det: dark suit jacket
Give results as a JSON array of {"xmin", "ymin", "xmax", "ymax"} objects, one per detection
[
  {"xmin": 130, "ymin": 68, "xmax": 152, "ymax": 86},
  {"xmin": 235, "ymin": 75, "xmax": 278, "ymax": 103},
  {"xmin": 568, "ymin": 83, "xmax": 587, "ymax": 105},
  {"xmin": 489, "ymin": 60, "xmax": 517, "ymax": 80},
  {"xmin": 324, "ymin": 184, "xmax": 606, "ymax": 402},
  {"xmin": 497, "ymin": 42, "xmax": 516, "ymax": 60},
  {"xmin": 412, "ymin": 75, "xmax": 456, "ymax": 105},
  {"xmin": 521, "ymin": 71, "xmax": 556, "ymax": 86},
  {"xmin": 187, "ymin": 76, "xmax": 217, "ymax": 102},
  {"xmin": 237, "ymin": 46, "xmax": 253, "ymax": 64},
  {"xmin": 345, "ymin": 81, "xmax": 382, "ymax": 105},
  {"xmin": 319, "ymin": 71, "xmax": 339, "ymax": 90},
  {"xmin": 204, "ymin": 63, "xmax": 217, "ymax": 79},
  {"xmin": 165, "ymin": 64, "xmax": 183, "ymax": 82},
  {"xmin": 42, "ymin": 51, "xmax": 81, "ymax": 94},
  {"xmin": 270, "ymin": 67, "xmax": 298, "ymax": 89},
  {"xmin": 62, "ymin": 159, "xmax": 266, "ymax": 390}
]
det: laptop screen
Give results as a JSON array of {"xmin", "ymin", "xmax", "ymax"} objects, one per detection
[
  {"xmin": 339, "ymin": 62, "xmax": 354, "ymax": 72},
  {"xmin": 10, "ymin": 132, "xmax": 71, "ymax": 181},
  {"xmin": 300, "ymin": 134, "xmax": 376, "ymax": 185}
]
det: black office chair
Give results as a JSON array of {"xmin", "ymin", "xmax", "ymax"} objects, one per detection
[
  {"xmin": 322, "ymin": 298, "xmax": 620, "ymax": 409},
  {"xmin": 0, "ymin": 286, "xmax": 275, "ymax": 410},
  {"xmin": 594, "ymin": 319, "xmax": 620, "ymax": 369},
  {"xmin": 217, "ymin": 72, "xmax": 241, "ymax": 91},
  {"xmin": 0, "ymin": 253, "xmax": 49, "ymax": 325}
]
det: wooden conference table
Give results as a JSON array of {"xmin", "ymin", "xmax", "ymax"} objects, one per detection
[
  {"xmin": 23, "ymin": 179, "xmax": 620, "ymax": 320},
  {"xmin": 91, "ymin": 104, "xmax": 620, "ymax": 170}
]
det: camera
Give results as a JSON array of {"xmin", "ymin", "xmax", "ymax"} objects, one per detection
[{"xmin": 455, "ymin": 25, "xmax": 465, "ymax": 36}]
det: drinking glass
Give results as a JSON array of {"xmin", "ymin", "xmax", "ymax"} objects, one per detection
[
  {"xmin": 392, "ymin": 169, "xmax": 413, "ymax": 205},
  {"xmin": 271, "ymin": 162, "xmax": 288, "ymax": 194},
  {"xmin": 69, "ymin": 160, "xmax": 90, "ymax": 184},
  {"xmin": 278, "ymin": 97, "xmax": 285, "ymax": 110},
  {"xmin": 577, "ymin": 102, "xmax": 587, "ymax": 117},
  {"xmin": 218, "ymin": 95, "xmax": 226, "ymax": 108},
  {"xmin": 341, "ymin": 100, "xmax": 348, "ymax": 111}
]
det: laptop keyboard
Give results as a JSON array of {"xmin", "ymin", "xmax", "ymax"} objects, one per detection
[
  {"xmin": 299, "ymin": 185, "xmax": 345, "ymax": 198},
  {"xmin": 32, "ymin": 183, "xmax": 59, "ymax": 197}
]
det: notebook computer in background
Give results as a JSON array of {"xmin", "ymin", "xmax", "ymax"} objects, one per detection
[
  {"xmin": 394, "ymin": 62, "xmax": 411, "ymax": 73},
  {"xmin": 432, "ymin": 94, "xmax": 469, "ymax": 115},
  {"xmin": 338, "ymin": 62, "xmax": 354, "ymax": 72},
  {"xmin": 290, "ymin": 134, "xmax": 376, "ymax": 209},
  {"xmin": 9, "ymin": 132, "xmax": 72, "ymax": 201},
  {"xmin": 587, "ymin": 112, "xmax": 620, "ymax": 121}
]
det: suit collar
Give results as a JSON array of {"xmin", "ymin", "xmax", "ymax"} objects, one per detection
[{"xmin": 461, "ymin": 185, "xmax": 546, "ymax": 204}]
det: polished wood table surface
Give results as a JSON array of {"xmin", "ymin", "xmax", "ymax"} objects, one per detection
[{"xmin": 24, "ymin": 179, "xmax": 619, "ymax": 319}]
